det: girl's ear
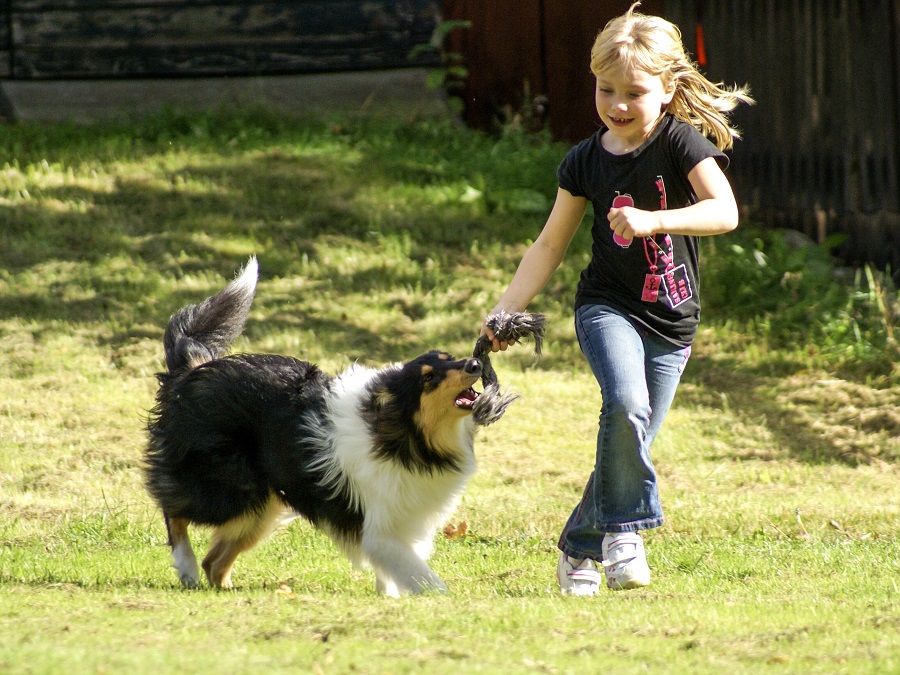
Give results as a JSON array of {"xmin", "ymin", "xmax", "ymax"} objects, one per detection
[
  {"xmin": 659, "ymin": 81, "xmax": 675, "ymax": 112},
  {"xmin": 662, "ymin": 79, "xmax": 676, "ymax": 106}
]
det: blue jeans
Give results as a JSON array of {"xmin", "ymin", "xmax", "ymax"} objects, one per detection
[{"xmin": 558, "ymin": 304, "xmax": 691, "ymax": 561}]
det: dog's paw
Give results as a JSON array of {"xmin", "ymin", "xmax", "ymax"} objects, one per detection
[
  {"xmin": 376, "ymin": 576, "xmax": 401, "ymax": 598},
  {"xmin": 378, "ymin": 572, "xmax": 448, "ymax": 596},
  {"xmin": 411, "ymin": 577, "xmax": 448, "ymax": 595},
  {"xmin": 178, "ymin": 572, "xmax": 201, "ymax": 589}
]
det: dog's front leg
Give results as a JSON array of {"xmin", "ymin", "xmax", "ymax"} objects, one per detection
[
  {"xmin": 364, "ymin": 535, "xmax": 447, "ymax": 596},
  {"xmin": 375, "ymin": 574, "xmax": 401, "ymax": 598}
]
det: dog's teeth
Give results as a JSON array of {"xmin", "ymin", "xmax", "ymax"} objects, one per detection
[{"xmin": 455, "ymin": 388, "xmax": 479, "ymax": 408}]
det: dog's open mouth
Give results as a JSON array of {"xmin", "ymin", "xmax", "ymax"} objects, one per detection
[{"xmin": 455, "ymin": 388, "xmax": 480, "ymax": 409}]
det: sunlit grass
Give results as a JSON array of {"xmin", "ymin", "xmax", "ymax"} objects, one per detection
[{"xmin": 0, "ymin": 109, "xmax": 897, "ymax": 673}]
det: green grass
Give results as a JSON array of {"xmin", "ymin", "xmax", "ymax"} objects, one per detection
[{"xmin": 1, "ymin": 109, "xmax": 898, "ymax": 674}]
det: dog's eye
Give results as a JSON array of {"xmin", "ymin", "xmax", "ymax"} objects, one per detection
[{"xmin": 423, "ymin": 373, "xmax": 434, "ymax": 384}]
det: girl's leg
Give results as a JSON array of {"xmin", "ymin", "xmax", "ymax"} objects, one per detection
[{"xmin": 558, "ymin": 304, "xmax": 690, "ymax": 561}]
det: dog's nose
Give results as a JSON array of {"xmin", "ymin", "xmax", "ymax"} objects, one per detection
[{"xmin": 464, "ymin": 358, "xmax": 482, "ymax": 375}]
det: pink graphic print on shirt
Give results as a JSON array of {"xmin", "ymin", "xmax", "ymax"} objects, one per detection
[{"xmin": 611, "ymin": 192, "xmax": 635, "ymax": 248}]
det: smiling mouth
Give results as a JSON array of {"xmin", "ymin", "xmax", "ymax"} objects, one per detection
[
  {"xmin": 609, "ymin": 116, "xmax": 632, "ymax": 125},
  {"xmin": 455, "ymin": 388, "xmax": 480, "ymax": 409}
]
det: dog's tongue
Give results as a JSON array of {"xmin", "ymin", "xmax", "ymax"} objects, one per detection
[{"xmin": 455, "ymin": 388, "xmax": 479, "ymax": 408}]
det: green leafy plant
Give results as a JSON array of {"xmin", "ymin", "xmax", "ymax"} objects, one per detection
[
  {"xmin": 408, "ymin": 19, "xmax": 472, "ymax": 113},
  {"xmin": 701, "ymin": 227, "xmax": 899, "ymax": 381}
]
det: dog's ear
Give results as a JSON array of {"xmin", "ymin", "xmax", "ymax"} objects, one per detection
[{"xmin": 373, "ymin": 389, "xmax": 394, "ymax": 410}]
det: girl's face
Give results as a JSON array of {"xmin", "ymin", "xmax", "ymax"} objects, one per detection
[{"xmin": 594, "ymin": 65, "xmax": 674, "ymax": 153}]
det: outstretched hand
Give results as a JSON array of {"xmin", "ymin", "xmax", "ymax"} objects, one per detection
[
  {"xmin": 470, "ymin": 311, "xmax": 546, "ymax": 426},
  {"xmin": 473, "ymin": 311, "xmax": 545, "ymax": 388}
]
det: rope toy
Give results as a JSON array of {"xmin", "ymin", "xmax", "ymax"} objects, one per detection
[{"xmin": 471, "ymin": 311, "xmax": 546, "ymax": 426}]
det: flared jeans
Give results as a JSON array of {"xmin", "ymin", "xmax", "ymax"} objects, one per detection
[{"xmin": 558, "ymin": 303, "xmax": 691, "ymax": 560}]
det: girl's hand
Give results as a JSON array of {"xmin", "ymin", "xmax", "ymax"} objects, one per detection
[
  {"xmin": 607, "ymin": 206, "xmax": 662, "ymax": 241},
  {"xmin": 480, "ymin": 318, "xmax": 516, "ymax": 353}
]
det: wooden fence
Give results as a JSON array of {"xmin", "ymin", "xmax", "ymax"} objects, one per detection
[{"xmin": 665, "ymin": 0, "xmax": 899, "ymax": 274}]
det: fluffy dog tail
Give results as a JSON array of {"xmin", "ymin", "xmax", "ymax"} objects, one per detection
[{"xmin": 162, "ymin": 257, "xmax": 259, "ymax": 374}]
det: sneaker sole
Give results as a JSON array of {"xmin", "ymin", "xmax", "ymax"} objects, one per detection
[
  {"xmin": 607, "ymin": 573, "xmax": 651, "ymax": 590},
  {"xmin": 561, "ymin": 586, "xmax": 599, "ymax": 597}
]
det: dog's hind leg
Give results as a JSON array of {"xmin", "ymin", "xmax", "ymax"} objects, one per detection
[
  {"xmin": 167, "ymin": 515, "xmax": 201, "ymax": 588},
  {"xmin": 363, "ymin": 535, "xmax": 447, "ymax": 597},
  {"xmin": 202, "ymin": 535, "xmax": 250, "ymax": 590},
  {"xmin": 202, "ymin": 495, "xmax": 287, "ymax": 589}
]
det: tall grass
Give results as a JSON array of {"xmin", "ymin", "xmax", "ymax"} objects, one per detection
[
  {"xmin": 1, "ymin": 109, "xmax": 897, "ymax": 673},
  {"xmin": 702, "ymin": 228, "xmax": 898, "ymax": 382}
]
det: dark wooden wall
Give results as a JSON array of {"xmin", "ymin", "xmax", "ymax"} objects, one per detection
[
  {"xmin": 442, "ymin": 0, "xmax": 663, "ymax": 142},
  {"xmin": 0, "ymin": 0, "xmax": 440, "ymax": 79},
  {"xmin": 0, "ymin": 0, "xmax": 11, "ymax": 78}
]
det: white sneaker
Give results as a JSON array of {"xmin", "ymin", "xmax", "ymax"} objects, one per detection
[
  {"xmin": 556, "ymin": 552, "xmax": 601, "ymax": 596},
  {"xmin": 601, "ymin": 532, "xmax": 651, "ymax": 590}
]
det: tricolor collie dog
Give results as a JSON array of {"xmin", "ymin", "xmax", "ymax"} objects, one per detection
[{"xmin": 145, "ymin": 257, "xmax": 537, "ymax": 596}]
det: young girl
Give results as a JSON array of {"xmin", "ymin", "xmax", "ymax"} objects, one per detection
[{"xmin": 480, "ymin": 3, "xmax": 753, "ymax": 595}]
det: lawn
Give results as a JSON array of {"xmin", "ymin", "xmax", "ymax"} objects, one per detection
[{"xmin": 0, "ymin": 109, "xmax": 897, "ymax": 674}]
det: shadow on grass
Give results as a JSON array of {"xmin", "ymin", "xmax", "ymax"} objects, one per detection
[
  {"xmin": 2, "ymin": 113, "xmax": 893, "ymax": 469},
  {"xmin": 680, "ymin": 351, "xmax": 897, "ymax": 466}
]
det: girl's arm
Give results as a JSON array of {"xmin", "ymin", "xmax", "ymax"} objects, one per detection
[
  {"xmin": 482, "ymin": 188, "xmax": 588, "ymax": 351},
  {"xmin": 607, "ymin": 156, "xmax": 739, "ymax": 240}
]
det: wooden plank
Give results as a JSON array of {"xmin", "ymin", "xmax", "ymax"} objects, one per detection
[
  {"xmin": 0, "ymin": 1, "xmax": 9, "ymax": 78},
  {"xmin": 543, "ymin": 0, "xmax": 664, "ymax": 142},
  {"xmin": 442, "ymin": 0, "xmax": 544, "ymax": 133},
  {"xmin": 11, "ymin": 1, "xmax": 440, "ymax": 78},
  {"xmin": 16, "ymin": 1, "xmax": 256, "ymax": 8},
  {"xmin": 11, "ymin": 0, "xmax": 428, "ymax": 11},
  {"xmin": 12, "ymin": 2, "xmax": 439, "ymax": 47},
  {"xmin": 13, "ymin": 43, "xmax": 430, "ymax": 78}
]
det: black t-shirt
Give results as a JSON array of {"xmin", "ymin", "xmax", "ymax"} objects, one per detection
[{"xmin": 557, "ymin": 115, "xmax": 727, "ymax": 346}]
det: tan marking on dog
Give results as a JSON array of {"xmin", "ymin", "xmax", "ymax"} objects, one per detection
[
  {"xmin": 168, "ymin": 516, "xmax": 191, "ymax": 548},
  {"xmin": 414, "ymin": 368, "xmax": 478, "ymax": 459},
  {"xmin": 202, "ymin": 493, "xmax": 289, "ymax": 588}
]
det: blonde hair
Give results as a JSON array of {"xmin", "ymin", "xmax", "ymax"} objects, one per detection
[{"xmin": 590, "ymin": 2, "xmax": 753, "ymax": 150}]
